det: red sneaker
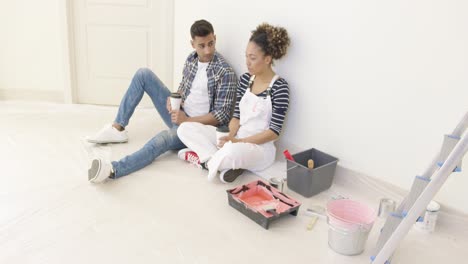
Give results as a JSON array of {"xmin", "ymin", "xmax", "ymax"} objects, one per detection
[{"xmin": 178, "ymin": 148, "xmax": 202, "ymax": 168}]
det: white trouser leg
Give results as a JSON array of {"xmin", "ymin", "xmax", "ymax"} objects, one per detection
[
  {"xmin": 206, "ymin": 142, "xmax": 275, "ymax": 180},
  {"xmin": 177, "ymin": 122, "xmax": 218, "ymax": 162}
]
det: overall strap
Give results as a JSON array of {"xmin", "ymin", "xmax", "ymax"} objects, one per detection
[
  {"xmin": 265, "ymin": 75, "xmax": 279, "ymax": 97},
  {"xmin": 248, "ymin": 75, "xmax": 256, "ymax": 90}
]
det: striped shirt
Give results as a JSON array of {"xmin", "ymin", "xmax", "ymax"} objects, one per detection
[
  {"xmin": 233, "ymin": 73, "xmax": 290, "ymax": 135},
  {"xmin": 177, "ymin": 51, "xmax": 237, "ymax": 126}
]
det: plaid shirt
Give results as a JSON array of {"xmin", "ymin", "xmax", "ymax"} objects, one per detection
[{"xmin": 177, "ymin": 51, "xmax": 237, "ymax": 126}]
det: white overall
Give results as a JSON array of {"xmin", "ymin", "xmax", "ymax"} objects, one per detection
[{"xmin": 177, "ymin": 75, "xmax": 279, "ymax": 181}]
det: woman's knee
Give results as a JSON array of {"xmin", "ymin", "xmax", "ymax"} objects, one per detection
[
  {"xmin": 177, "ymin": 122, "xmax": 190, "ymax": 140},
  {"xmin": 177, "ymin": 122, "xmax": 201, "ymax": 140}
]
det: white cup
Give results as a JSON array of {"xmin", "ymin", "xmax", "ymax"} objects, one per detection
[
  {"xmin": 216, "ymin": 126, "xmax": 230, "ymax": 148},
  {"xmin": 170, "ymin": 93, "xmax": 182, "ymax": 111}
]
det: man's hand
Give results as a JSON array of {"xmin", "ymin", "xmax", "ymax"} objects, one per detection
[{"xmin": 171, "ymin": 110, "xmax": 188, "ymax": 125}]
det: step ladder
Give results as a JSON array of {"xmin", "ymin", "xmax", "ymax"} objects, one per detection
[{"xmin": 371, "ymin": 112, "xmax": 468, "ymax": 264}]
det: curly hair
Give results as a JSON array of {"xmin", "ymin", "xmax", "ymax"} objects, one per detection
[{"xmin": 249, "ymin": 23, "xmax": 290, "ymax": 60}]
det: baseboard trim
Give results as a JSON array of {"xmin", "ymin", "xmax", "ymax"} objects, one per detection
[
  {"xmin": 275, "ymin": 138, "xmax": 468, "ymax": 216},
  {"xmin": 0, "ymin": 89, "xmax": 63, "ymax": 103}
]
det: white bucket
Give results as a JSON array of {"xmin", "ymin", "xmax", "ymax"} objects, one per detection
[{"xmin": 327, "ymin": 199, "xmax": 376, "ymax": 255}]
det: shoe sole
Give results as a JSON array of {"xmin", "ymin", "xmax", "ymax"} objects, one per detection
[
  {"xmin": 221, "ymin": 169, "xmax": 245, "ymax": 183},
  {"xmin": 88, "ymin": 159, "xmax": 101, "ymax": 182},
  {"xmin": 86, "ymin": 138, "xmax": 128, "ymax": 144}
]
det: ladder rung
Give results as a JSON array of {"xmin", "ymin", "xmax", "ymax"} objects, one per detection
[
  {"xmin": 371, "ymin": 113, "xmax": 467, "ymax": 263},
  {"xmin": 437, "ymin": 162, "xmax": 462, "ymax": 172}
]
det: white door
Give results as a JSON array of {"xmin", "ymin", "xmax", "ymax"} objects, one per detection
[{"xmin": 72, "ymin": 0, "xmax": 173, "ymax": 106}]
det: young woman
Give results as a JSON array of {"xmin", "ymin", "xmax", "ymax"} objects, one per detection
[{"xmin": 177, "ymin": 23, "xmax": 290, "ymax": 183}]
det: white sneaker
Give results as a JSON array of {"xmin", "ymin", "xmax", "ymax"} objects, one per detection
[
  {"xmin": 86, "ymin": 124, "xmax": 128, "ymax": 144},
  {"xmin": 88, "ymin": 158, "xmax": 112, "ymax": 183}
]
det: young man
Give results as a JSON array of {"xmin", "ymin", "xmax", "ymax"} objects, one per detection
[{"xmin": 87, "ymin": 20, "xmax": 237, "ymax": 183}]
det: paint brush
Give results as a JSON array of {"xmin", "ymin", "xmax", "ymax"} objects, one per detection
[{"xmin": 283, "ymin": 150, "xmax": 295, "ymax": 161}]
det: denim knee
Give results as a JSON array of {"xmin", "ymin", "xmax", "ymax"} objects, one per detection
[
  {"xmin": 147, "ymin": 129, "xmax": 183, "ymax": 155},
  {"xmin": 148, "ymin": 130, "xmax": 172, "ymax": 152},
  {"xmin": 135, "ymin": 67, "xmax": 154, "ymax": 80}
]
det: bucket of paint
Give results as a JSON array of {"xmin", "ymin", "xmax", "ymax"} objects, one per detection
[{"xmin": 326, "ymin": 199, "xmax": 376, "ymax": 255}]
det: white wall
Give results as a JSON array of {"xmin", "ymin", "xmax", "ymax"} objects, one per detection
[
  {"xmin": 174, "ymin": 0, "xmax": 468, "ymax": 213},
  {"xmin": 0, "ymin": 0, "xmax": 66, "ymax": 101}
]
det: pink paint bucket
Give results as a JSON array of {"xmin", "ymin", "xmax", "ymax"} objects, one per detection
[{"xmin": 326, "ymin": 199, "xmax": 376, "ymax": 255}]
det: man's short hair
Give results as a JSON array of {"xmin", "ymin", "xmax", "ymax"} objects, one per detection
[{"xmin": 190, "ymin": 20, "xmax": 214, "ymax": 39}]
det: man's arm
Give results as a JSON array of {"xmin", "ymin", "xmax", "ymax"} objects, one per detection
[
  {"xmin": 171, "ymin": 110, "xmax": 218, "ymax": 126},
  {"xmin": 211, "ymin": 69, "xmax": 238, "ymax": 126}
]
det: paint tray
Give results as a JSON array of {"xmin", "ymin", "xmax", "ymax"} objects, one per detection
[{"xmin": 226, "ymin": 180, "xmax": 301, "ymax": 229}]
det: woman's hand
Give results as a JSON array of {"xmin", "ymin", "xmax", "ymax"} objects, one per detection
[{"xmin": 218, "ymin": 135, "xmax": 240, "ymax": 148}]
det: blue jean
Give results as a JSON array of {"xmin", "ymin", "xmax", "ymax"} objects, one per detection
[{"xmin": 111, "ymin": 68, "xmax": 186, "ymax": 178}]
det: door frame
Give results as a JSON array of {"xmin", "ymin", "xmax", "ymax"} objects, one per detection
[
  {"xmin": 60, "ymin": 0, "xmax": 175, "ymax": 104},
  {"xmin": 60, "ymin": 0, "xmax": 77, "ymax": 104}
]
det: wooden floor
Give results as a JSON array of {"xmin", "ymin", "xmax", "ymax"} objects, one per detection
[{"xmin": 1, "ymin": 101, "xmax": 467, "ymax": 264}]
